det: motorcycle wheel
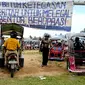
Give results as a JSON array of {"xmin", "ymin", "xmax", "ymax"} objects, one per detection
[{"xmin": 11, "ymin": 69, "xmax": 14, "ymax": 78}]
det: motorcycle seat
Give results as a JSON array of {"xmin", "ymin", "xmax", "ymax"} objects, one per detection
[{"xmin": 7, "ymin": 53, "xmax": 17, "ymax": 57}]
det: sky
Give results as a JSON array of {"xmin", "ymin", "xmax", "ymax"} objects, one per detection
[{"xmin": 71, "ymin": 5, "xmax": 85, "ymax": 32}]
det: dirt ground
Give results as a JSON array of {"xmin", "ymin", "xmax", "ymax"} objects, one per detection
[{"xmin": 0, "ymin": 50, "xmax": 68, "ymax": 78}]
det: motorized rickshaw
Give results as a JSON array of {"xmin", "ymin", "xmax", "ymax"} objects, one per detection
[
  {"xmin": 48, "ymin": 36, "xmax": 67, "ymax": 61},
  {"xmin": 0, "ymin": 23, "xmax": 24, "ymax": 77},
  {"xmin": 67, "ymin": 33, "xmax": 85, "ymax": 73}
]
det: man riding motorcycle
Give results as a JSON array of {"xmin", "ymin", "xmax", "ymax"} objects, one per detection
[{"xmin": 3, "ymin": 30, "xmax": 20, "ymax": 67}]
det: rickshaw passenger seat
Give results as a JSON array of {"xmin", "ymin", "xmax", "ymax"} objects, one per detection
[
  {"xmin": 74, "ymin": 37, "xmax": 84, "ymax": 50},
  {"xmin": 74, "ymin": 42, "xmax": 81, "ymax": 50}
]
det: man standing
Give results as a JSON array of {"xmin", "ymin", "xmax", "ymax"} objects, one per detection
[{"xmin": 41, "ymin": 33, "xmax": 50, "ymax": 67}]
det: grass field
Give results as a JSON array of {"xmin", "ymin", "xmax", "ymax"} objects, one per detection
[
  {"xmin": 0, "ymin": 50, "xmax": 85, "ymax": 85},
  {"xmin": 0, "ymin": 73, "xmax": 85, "ymax": 85}
]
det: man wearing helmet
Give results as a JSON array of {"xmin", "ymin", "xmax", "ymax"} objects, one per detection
[
  {"xmin": 3, "ymin": 30, "xmax": 20, "ymax": 67},
  {"xmin": 40, "ymin": 33, "xmax": 51, "ymax": 67},
  {"xmin": 74, "ymin": 37, "xmax": 84, "ymax": 50}
]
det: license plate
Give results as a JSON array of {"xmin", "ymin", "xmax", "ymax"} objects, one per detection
[{"xmin": 8, "ymin": 61, "xmax": 17, "ymax": 64}]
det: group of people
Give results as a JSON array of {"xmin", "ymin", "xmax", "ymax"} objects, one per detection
[
  {"xmin": 3, "ymin": 31, "xmax": 66, "ymax": 68},
  {"xmin": 40, "ymin": 36, "xmax": 85, "ymax": 67},
  {"xmin": 5, "ymin": 31, "xmax": 85, "ymax": 68},
  {"xmin": 3, "ymin": 31, "xmax": 51, "ymax": 68}
]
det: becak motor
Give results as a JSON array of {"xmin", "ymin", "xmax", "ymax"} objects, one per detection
[
  {"xmin": 49, "ymin": 39, "xmax": 65, "ymax": 61},
  {"xmin": 67, "ymin": 33, "xmax": 85, "ymax": 73},
  {"xmin": 1, "ymin": 23, "xmax": 24, "ymax": 78}
]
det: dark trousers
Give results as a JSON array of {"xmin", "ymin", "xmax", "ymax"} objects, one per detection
[{"xmin": 42, "ymin": 48, "xmax": 49, "ymax": 65}]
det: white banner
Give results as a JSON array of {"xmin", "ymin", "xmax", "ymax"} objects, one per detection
[{"xmin": 0, "ymin": 1, "xmax": 73, "ymax": 31}]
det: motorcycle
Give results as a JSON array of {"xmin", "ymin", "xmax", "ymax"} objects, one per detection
[{"xmin": 7, "ymin": 53, "xmax": 19, "ymax": 78}]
